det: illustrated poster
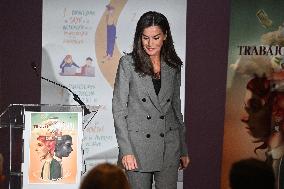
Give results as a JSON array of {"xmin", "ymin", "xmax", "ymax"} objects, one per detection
[
  {"xmin": 221, "ymin": 1, "xmax": 284, "ymax": 188},
  {"xmin": 22, "ymin": 112, "xmax": 83, "ymax": 189}
]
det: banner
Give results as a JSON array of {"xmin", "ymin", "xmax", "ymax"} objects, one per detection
[
  {"xmin": 221, "ymin": 1, "xmax": 284, "ymax": 188},
  {"xmin": 23, "ymin": 112, "xmax": 83, "ymax": 189},
  {"xmin": 41, "ymin": 0, "xmax": 187, "ymax": 178}
]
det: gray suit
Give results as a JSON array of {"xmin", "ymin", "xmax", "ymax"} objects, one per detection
[{"xmin": 112, "ymin": 54, "xmax": 187, "ymax": 174}]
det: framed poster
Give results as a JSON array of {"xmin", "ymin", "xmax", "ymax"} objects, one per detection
[{"xmin": 22, "ymin": 112, "xmax": 83, "ymax": 189}]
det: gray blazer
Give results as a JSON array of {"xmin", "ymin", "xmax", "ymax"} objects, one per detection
[{"xmin": 112, "ymin": 54, "xmax": 187, "ymax": 172}]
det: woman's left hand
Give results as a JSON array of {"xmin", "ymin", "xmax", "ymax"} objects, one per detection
[{"xmin": 179, "ymin": 156, "xmax": 190, "ymax": 170}]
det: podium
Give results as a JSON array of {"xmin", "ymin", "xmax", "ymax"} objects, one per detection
[{"xmin": 0, "ymin": 104, "xmax": 84, "ymax": 189}]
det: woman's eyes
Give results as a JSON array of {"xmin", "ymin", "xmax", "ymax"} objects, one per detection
[{"xmin": 142, "ymin": 37, "xmax": 160, "ymax": 40}]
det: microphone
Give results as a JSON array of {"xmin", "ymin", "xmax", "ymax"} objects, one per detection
[
  {"xmin": 31, "ymin": 62, "xmax": 39, "ymax": 76},
  {"xmin": 31, "ymin": 62, "xmax": 91, "ymax": 115}
]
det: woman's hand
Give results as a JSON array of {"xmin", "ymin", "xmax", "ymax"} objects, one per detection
[
  {"xmin": 179, "ymin": 156, "xmax": 190, "ymax": 170},
  {"xmin": 122, "ymin": 155, "xmax": 138, "ymax": 170}
]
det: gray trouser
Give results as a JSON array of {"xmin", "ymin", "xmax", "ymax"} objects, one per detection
[{"xmin": 126, "ymin": 166, "xmax": 178, "ymax": 189}]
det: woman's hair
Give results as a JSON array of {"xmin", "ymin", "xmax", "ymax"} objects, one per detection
[
  {"xmin": 55, "ymin": 135, "xmax": 72, "ymax": 152},
  {"xmin": 64, "ymin": 55, "xmax": 72, "ymax": 60},
  {"xmin": 131, "ymin": 11, "xmax": 183, "ymax": 76},
  {"xmin": 242, "ymin": 75, "xmax": 273, "ymax": 152},
  {"xmin": 79, "ymin": 163, "xmax": 130, "ymax": 189}
]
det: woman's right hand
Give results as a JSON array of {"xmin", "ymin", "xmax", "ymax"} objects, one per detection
[{"xmin": 122, "ymin": 155, "xmax": 138, "ymax": 170}]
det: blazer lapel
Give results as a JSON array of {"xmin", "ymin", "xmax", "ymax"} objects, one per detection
[
  {"xmin": 140, "ymin": 74, "xmax": 162, "ymax": 113},
  {"xmin": 158, "ymin": 61, "xmax": 173, "ymax": 102}
]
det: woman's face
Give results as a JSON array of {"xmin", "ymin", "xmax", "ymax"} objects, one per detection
[
  {"xmin": 35, "ymin": 141, "xmax": 49, "ymax": 160},
  {"xmin": 141, "ymin": 26, "xmax": 166, "ymax": 57}
]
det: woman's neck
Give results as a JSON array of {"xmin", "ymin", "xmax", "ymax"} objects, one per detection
[
  {"xmin": 150, "ymin": 56, "xmax": 161, "ymax": 76},
  {"xmin": 150, "ymin": 55, "xmax": 160, "ymax": 65}
]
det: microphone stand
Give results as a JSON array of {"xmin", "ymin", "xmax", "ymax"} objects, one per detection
[{"xmin": 31, "ymin": 62, "xmax": 91, "ymax": 115}]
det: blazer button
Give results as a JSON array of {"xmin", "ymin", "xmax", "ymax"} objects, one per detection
[
  {"xmin": 160, "ymin": 116, "xmax": 165, "ymax": 119},
  {"xmin": 142, "ymin": 98, "xmax": 146, "ymax": 102},
  {"xmin": 146, "ymin": 134, "xmax": 151, "ymax": 138},
  {"xmin": 147, "ymin": 115, "xmax": 151, "ymax": 120},
  {"xmin": 167, "ymin": 99, "xmax": 171, "ymax": 102},
  {"xmin": 160, "ymin": 133, "xmax": 164, "ymax": 137}
]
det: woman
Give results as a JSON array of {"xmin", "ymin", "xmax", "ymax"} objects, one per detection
[
  {"xmin": 50, "ymin": 135, "xmax": 73, "ymax": 180},
  {"xmin": 35, "ymin": 136, "xmax": 56, "ymax": 180},
  {"xmin": 60, "ymin": 54, "xmax": 80, "ymax": 74},
  {"xmin": 105, "ymin": 4, "xmax": 116, "ymax": 60},
  {"xmin": 112, "ymin": 11, "xmax": 190, "ymax": 189},
  {"xmin": 79, "ymin": 163, "xmax": 130, "ymax": 189}
]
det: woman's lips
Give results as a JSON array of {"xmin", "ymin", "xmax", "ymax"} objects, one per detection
[{"xmin": 146, "ymin": 47, "xmax": 155, "ymax": 51}]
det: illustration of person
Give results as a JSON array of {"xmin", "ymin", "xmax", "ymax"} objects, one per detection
[
  {"xmin": 81, "ymin": 57, "xmax": 95, "ymax": 76},
  {"xmin": 35, "ymin": 136, "xmax": 56, "ymax": 180},
  {"xmin": 60, "ymin": 55, "xmax": 80, "ymax": 75},
  {"xmin": 242, "ymin": 75, "xmax": 284, "ymax": 189},
  {"xmin": 51, "ymin": 135, "xmax": 73, "ymax": 180},
  {"xmin": 102, "ymin": 4, "xmax": 116, "ymax": 63},
  {"xmin": 268, "ymin": 94, "xmax": 284, "ymax": 189}
]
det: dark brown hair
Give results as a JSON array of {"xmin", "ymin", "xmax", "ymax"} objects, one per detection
[
  {"xmin": 229, "ymin": 158, "xmax": 275, "ymax": 189},
  {"xmin": 131, "ymin": 11, "xmax": 183, "ymax": 76},
  {"xmin": 79, "ymin": 163, "xmax": 130, "ymax": 189}
]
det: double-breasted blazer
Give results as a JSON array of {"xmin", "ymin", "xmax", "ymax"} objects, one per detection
[{"xmin": 112, "ymin": 54, "xmax": 187, "ymax": 172}]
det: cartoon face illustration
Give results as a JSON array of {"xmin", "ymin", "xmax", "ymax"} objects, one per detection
[
  {"xmin": 85, "ymin": 57, "xmax": 93, "ymax": 67},
  {"xmin": 61, "ymin": 139, "xmax": 73, "ymax": 157},
  {"xmin": 64, "ymin": 55, "xmax": 73, "ymax": 64},
  {"xmin": 35, "ymin": 140, "xmax": 49, "ymax": 160},
  {"xmin": 35, "ymin": 136, "xmax": 55, "ymax": 160},
  {"xmin": 106, "ymin": 4, "xmax": 115, "ymax": 12},
  {"xmin": 55, "ymin": 135, "xmax": 73, "ymax": 158}
]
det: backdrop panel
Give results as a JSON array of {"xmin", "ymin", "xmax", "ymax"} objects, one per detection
[{"xmin": 221, "ymin": 1, "xmax": 284, "ymax": 188}]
